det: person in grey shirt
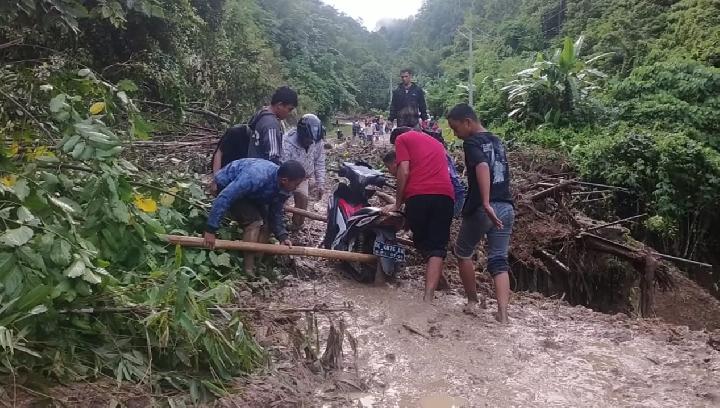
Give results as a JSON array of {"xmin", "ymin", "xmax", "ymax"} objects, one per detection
[
  {"xmin": 247, "ymin": 86, "xmax": 298, "ymax": 164},
  {"xmin": 282, "ymin": 114, "xmax": 326, "ymax": 229}
]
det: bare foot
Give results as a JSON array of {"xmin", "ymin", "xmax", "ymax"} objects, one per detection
[
  {"xmin": 423, "ymin": 288, "xmax": 435, "ymax": 303},
  {"xmin": 463, "ymin": 301, "xmax": 478, "ymax": 315},
  {"xmin": 495, "ymin": 310, "xmax": 509, "ymax": 324}
]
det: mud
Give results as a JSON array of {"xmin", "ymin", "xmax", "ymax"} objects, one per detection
[
  {"xmin": 274, "ymin": 270, "xmax": 719, "ymax": 407},
  {"xmin": 153, "ymin": 134, "xmax": 720, "ymax": 407},
  {"xmin": 271, "ymin": 156, "xmax": 720, "ymax": 407}
]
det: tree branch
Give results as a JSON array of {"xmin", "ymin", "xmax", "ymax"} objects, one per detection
[{"xmin": 138, "ymin": 100, "xmax": 231, "ymax": 124}]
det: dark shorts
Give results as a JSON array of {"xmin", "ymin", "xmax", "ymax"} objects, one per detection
[
  {"xmin": 455, "ymin": 202, "xmax": 514, "ymax": 276},
  {"xmin": 229, "ymin": 200, "xmax": 265, "ymax": 227},
  {"xmin": 405, "ymin": 194, "xmax": 454, "ymax": 259}
]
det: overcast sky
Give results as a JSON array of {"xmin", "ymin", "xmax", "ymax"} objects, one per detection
[{"xmin": 321, "ymin": 0, "xmax": 424, "ymax": 31}]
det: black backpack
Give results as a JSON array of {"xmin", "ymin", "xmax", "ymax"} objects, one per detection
[{"xmin": 211, "ymin": 110, "xmax": 275, "ymax": 170}]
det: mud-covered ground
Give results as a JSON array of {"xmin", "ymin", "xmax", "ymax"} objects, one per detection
[
  {"xmin": 25, "ymin": 134, "xmax": 718, "ymax": 408},
  {"xmin": 220, "ymin": 162, "xmax": 720, "ymax": 407},
  {"xmin": 272, "ymin": 271, "xmax": 720, "ymax": 407}
]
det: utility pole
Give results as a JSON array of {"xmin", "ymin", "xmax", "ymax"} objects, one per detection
[
  {"xmin": 458, "ymin": 27, "xmax": 475, "ymax": 108},
  {"xmin": 389, "ymin": 69, "xmax": 393, "ymax": 108},
  {"xmin": 468, "ymin": 30, "xmax": 473, "ymax": 108}
]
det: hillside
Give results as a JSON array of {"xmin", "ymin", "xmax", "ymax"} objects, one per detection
[{"xmin": 375, "ymin": 0, "xmax": 720, "ymax": 297}]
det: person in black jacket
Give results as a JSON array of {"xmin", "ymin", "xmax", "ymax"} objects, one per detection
[
  {"xmin": 389, "ymin": 68, "xmax": 428, "ymax": 128},
  {"xmin": 212, "ymin": 86, "xmax": 298, "ymax": 175}
]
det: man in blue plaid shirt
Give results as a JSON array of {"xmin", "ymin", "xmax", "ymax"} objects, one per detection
[{"xmin": 204, "ymin": 158, "xmax": 306, "ymax": 274}]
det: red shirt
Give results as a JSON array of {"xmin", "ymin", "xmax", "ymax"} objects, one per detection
[{"xmin": 395, "ymin": 131, "xmax": 454, "ymax": 201}]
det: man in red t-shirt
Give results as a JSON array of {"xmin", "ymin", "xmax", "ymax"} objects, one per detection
[{"xmin": 383, "ymin": 127, "xmax": 455, "ymax": 302}]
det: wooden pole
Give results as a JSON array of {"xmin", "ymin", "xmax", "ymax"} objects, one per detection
[
  {"xmin": 162, "ymin": 234, "xmax": 377, "ymax": 263},
  {"xmin": 530, "ymin": 180, "xmax": 576, "ymax": 201},
  {"xmin": 284, "ymin": 206, "xmax": 327, "ymax": 222},
  {"xmin": 585, "ymin": 213, "xmax": 648, "ymax": 233},
  {"xmin": 581, "ymin": 232, "xmax": 712, "ymax": 269},
  {"xmin": 374, "ymin": 191, "xmax": 396, "ymax": 204},
  {"xmin": 640, "ymin": 254, "xmax": 658, "ymax": 317}
]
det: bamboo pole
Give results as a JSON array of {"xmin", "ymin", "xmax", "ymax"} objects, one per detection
[
  {"xmin": 585, "ymin": 213, "xmax": 648, "ymax": 233},
  {"xmin": 580, "ymin": 232, "xmax": 713, "ymax": 269},
  {"xmin": 162, "ymin": 234, "xmax": 377, "ymax": 263}
]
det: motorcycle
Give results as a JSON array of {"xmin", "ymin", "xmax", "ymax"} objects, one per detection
[{"xmin": 322, "ymin": 162, "xmax": 405, "ymax": 283}]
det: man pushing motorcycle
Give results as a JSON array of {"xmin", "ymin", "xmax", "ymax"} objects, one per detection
[{"xmin": 382, "ymin": 127, "xmax": 456, "ymax": 302}]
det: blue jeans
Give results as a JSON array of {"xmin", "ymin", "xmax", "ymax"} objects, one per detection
[{"xmin": 454, "ymin": 202, "xmax": 515, "ymax": 276}]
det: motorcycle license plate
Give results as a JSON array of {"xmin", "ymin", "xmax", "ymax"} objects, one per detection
[{"xmin": 373, "ymin": 241, "xmax": 405, "ymax": 262}]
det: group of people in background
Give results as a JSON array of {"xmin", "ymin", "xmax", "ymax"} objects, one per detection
[
  {"xmin": 202, "ymin": 68, "xmax": 515, "ymax": 323},
  {"xmin": 351, "ymin": 116, "xmax": 388, "ymax": 144}
]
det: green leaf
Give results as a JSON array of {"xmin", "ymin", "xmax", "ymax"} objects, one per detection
[
  {"xmin": 82, "ymin": 269, "xmax": 102, "ymax": 284},
  {"xmin": 174, "ymin": 244, "xmax": 183, "ymax": 268},
  {"xmin": 130, "ymin": 115, "xmax": 154, "ymax": 140},
  {"xmin": 49, "ymin": 94, "xmax": 68, "ymax": 113},
  {"xmin": 0, "ymin": 253, "xmax": 16, "ymax": 280},
  {"xmin": 51, "ymin": 239, "xmax": 72, "ymax": 266},
  {"xmin": 559, "ymin": 37, "xmax": 576, "ymax": 73},
  {"xmin": 52, "ymin": 280, "xmax": 73, "ymax": 299},
  {"xmin": 16, "ymin": 207, "xmax": 36, "ymax": 225},
  {"xmin": 13, "ymin": 179, "xmax": 30, "ymax": 201},
  {"xmin": 116, "ymin": 91, "xmax": 129, "ymax": 105},
  {"xmin": 0, "ymin": 226, "xmax": 34, "ymax": 247},
  {"xmin": 117, "ymin": 79, "xmax": 138, "ymax": 93},
  {"xmin": 49, "ymin": 196, "xmax": 77, "ymax": 214},
  {"xmin": 175, "ymin": 271, "xmax": 190, "ymax": 317},
  {"xmin": 29, "ymin": 305, "xmax": 48, "ymax": 315},
  {"xmin": 111, "ymin": 200, "xmax": 130, "ymax": 224},
  {"xmin": 194, "ymin": 250, "xmax": 207, "ymax": 265},
  {"xmin": 214, "ymin": 253, "xmax": 231, "ymax": 268},
  {"xmin": 209, "ymin": 251, "xmax": 232, "ymax": 267},
  {"xmin": 14, "ymin": 285, "xmax": 51, "ymax": 314},
  {"xmin": 17, "ymin": 247, "xmax": 46, "ymax": 272},
  {"xmin": 64, "ymin": 259, "xmax": 85, "ymax": 278}
]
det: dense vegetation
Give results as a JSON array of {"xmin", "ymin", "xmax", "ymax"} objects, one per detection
[
  {"xmin": 377, "ymin": 0, "xmax": 720, "ymax": 293},
  {"xmin": 1, "ymin": 0, "xmax": 719, "ymax": 402},
  {"xmin": 1, "ymin": 0, "xmax": 390, "ymax": 402}
]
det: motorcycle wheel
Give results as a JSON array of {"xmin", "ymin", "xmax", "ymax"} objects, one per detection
[{"xmin": 345, "ymin": 234, "xmax": 376, "ymax": 283}]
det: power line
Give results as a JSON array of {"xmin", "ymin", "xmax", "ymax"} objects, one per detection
[{"xmin": 540, "ymin": 0, "xmax": 609, "ymax": 37}]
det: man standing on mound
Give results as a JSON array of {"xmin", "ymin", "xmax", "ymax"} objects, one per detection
[{"xmin": 447, "ymin": 103, "xmax": 515, "ymax": 323}]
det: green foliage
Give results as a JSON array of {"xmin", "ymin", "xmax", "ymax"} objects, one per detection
[
  {"xmin": 356, "ymin": 62, "xmax": 391, "ymax": 111},
  {"xmin": 612, "ymin": 60, "xmax": 720, "ymax": 148},
  {"xmin": 0, "ymin": 70, "xmax": 263, "ymax": 402},
  {"xmin": 258, "ymin": 0, "xmax": 390, "ymax": 118},
  {"xmin": 502, "ymin": 36, "xmax": 611, "ymax": 126},
  {"xmin": 573, "ymin": 130, "xmax": 720, "ymax": 256}
]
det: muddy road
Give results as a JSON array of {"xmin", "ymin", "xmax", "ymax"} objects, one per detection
[
  {"xmin": 278, "ymin": 266, "xmax": 718, "ymax": 407},
  {"xmin": 262, "ymin": 137, "xmax": 720, "ymax": 408}
]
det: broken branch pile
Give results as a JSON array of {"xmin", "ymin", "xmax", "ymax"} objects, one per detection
[
  {"xmin": 333, "ymin": 141, "xmax": 701, "ymax": 317},
  {"xmin": 504, "ymin": 146, "xmax": 691, "ymax": 316}
]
